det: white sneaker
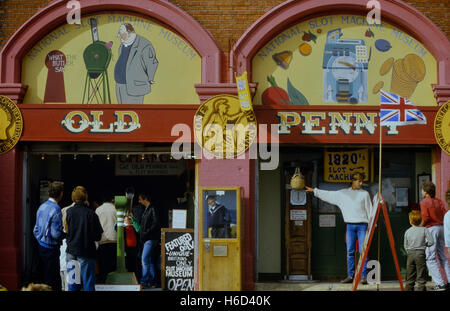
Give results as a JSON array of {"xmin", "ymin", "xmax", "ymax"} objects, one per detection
[{"xmin": 433, "ymin": 285, "xmax": 446, "ymax": 291}]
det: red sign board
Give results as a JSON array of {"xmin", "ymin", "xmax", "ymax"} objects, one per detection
[
  {"xmin": 18, "ymin": 104, "xmax": 438, "ymax": 145},
  {"xmin": 19, "ymin": 104, "xmax": 197, "ymax": 143}
]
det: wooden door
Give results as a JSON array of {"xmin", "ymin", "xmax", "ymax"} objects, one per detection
[
  {"xmin": 285, "ymin": 168, "xmax": 312, "ymax": 279},
  {"xmin": 201, "ymin": 239, "xmax": 241, "ymax": 290},
  {"xmin": 199, "ymin": 187, "xmax": 241, "ymax": 291}
]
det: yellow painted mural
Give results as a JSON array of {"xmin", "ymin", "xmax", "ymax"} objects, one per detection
[
  {"xmin": 21, "ymin": 14, "xmax": 201, "ymax": 105},
  {"xmin": 252, "ymin": 15, "xmax": 437, "ymax": 106}
]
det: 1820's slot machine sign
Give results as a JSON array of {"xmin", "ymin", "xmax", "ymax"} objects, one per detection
[{"xmin": 324, "ymin": 149, "xmax": 370, "ymax": 182}]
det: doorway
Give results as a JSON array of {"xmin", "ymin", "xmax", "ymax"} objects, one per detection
[
  {"xmin": 21, "ymin": 151, "xmax": 194, "ymax": 286},
  {"xmin": 283, "ymin": 163, "xmax": 313, "ymax": 280}
]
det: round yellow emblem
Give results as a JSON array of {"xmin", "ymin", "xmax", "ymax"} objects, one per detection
[
  {"xmin": 193, "ymin": 95, "xmax": 257, "ymax": 158},
  {"xmin": 0, "ymin": 95, "xmax": 24, "ymax": 155},
  {"xmin": 434, "ymin": 100, "xmax": 450, "ymax": 156}
]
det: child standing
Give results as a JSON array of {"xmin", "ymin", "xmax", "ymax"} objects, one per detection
[{"xmin": 404, "ymin": 210, "xmax": 434, "ymax": 291}]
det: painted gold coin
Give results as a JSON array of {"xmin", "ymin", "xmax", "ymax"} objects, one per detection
[
  {"xmin": 403, "ymin": 53, "xmax": 426, "ymax": 82},
  {"xmin": 0, "ymin": 95, "xmax": 24, "ymax": 154},
  {"xmin": 379, "ymin": 57, "xmax": 394, "ymax": 76},
  {"xmin": 434, "ymin": 100, "xmax": 450, "ymax": 156},
  {"xmin": 193, "ymin": 94, "xmax": 257, "ymax": 158},
  {"xmin": 372, "ymin": 81, "xmax": 384, "ymax": 94},
  {"xmin": 392, "ymin": 59, "xmax": 412, "ymax": 82},
  {"xmin": 391, "ymin": 59, "xmax": 418, "ymax": 98}
]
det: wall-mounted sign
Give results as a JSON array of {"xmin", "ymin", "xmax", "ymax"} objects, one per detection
[
  {"xmin": 324, "ymin": 148, "xmax": 370, "ymax": 182},
  {"xmin": 172, "ymin": 209, "xmax": 187, "ymax": 229},
  {"xmin": 194, "ymin": 94, "xmax": 257, "ymax": 158},
  {"xmin": 161, "ymin": 229, "xmax": 194, "ymax": 291},
  {"xmin": 19, "ymin": 105, "xmax": 197, "ymax": 143},
  {"xmin": 235, "ymin": 71, "xmax": 253, "ymax": 111},
  {"xmin": 434, "ymin": 100, "xmax": 450, "ymax": 155},
  {"xmin": 319, "ymin": 214, "xmax": 336, "ymax": 227},
  {"xmin": 290, "ymin": 209, "xmax": 307, "ymax": 221},
  {"xmin": 115, "ymin": 154, "xmax": 185, "ymax": 176},
  {"xmin": 0, "ymin": 95, "xmax": 24, "ymax": 154}
]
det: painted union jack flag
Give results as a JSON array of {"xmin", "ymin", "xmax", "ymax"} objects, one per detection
[{"xmin": 379, "ymin": 90, "xmax": 427, "ymax": 126}]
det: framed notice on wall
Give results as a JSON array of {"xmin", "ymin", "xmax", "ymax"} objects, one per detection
[
  {"xmin": 417, "ymin": 174, "xmax": 431, "ymax": 202},
  {"xmin": 396, "ymin": 187, "xmax": 409, "ymax": 207}
]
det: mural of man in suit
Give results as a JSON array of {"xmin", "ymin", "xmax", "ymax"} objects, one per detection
[{"xmin": 114, "ymin": 23, "xmax": 158, "ymax": 104}]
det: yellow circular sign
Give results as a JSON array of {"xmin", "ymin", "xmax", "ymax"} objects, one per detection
[
  {"xmin": 434, "ymin": 100, "xmax": 450, "ymax": 155},
  {"xmin": 193, "ymin": 95, "xmax": 257, "ymax": 158},
  {"xmin": 0, "ymin": 95, "xmax": 24, "ymax": 155}
]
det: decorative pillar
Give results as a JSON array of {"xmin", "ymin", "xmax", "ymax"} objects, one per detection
[
  {"xmin": 197, "ymin": 156, "xmax": 256, "ymax": 290},
  {"xmin": 0, "ymin": 148, "xmax": 22, "ymax": 290},
  {"xmin": 433, "ymin": 85, "xmax": 450, "ymax": 200}
]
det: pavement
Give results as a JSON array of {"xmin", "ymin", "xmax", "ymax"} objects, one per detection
[
  {"xmin": 141, "ymin": 280, "xmax": 441, "ymax": 291},
  {"xmin": 254, "ymin": 280, "xmax": 438, "ymax": 291}
]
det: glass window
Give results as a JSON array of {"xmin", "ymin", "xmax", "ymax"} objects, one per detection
[{"xmin": 203, "ymin": 189, "xmax": 237, "ymax": 239}]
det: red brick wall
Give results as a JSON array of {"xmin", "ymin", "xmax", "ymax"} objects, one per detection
[{"xmin": 0, "ymin": 0, "xmax": 448, "ymax": 52}]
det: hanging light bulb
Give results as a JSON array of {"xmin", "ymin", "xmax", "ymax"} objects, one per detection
[
  {"xmin": 107, "ymin": 154, "xmax": 110, "ymax": 160},
  {"xmin": 41, "ymin": 154, "xmax": 45, "ymax": 160},
  {"xmin": 141, "ymin": 154, "xmax": 145, "ymax": 160},
  {"xmin": 73, "ymin": 154, "xmax": 77, "ymax": 160}
]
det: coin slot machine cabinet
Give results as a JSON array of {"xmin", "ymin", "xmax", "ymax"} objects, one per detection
[
  {"xmin": 323, "ymin": 29, "xmax": 369, "ymax": 104},
  {"xmin": 199, "ymin": 187, "xmax": 242, "ymax": 291}
]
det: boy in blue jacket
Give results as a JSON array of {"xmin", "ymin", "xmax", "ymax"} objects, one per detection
[{"xmin": 33, "ymin": 181, "xmax": 65, "ymax": 291}]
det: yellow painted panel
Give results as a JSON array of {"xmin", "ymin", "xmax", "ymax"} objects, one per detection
[
  {"xmin": 21, "ymin": 14, "xmax": 201, "ymax": 105},
  {"xmin": 201, "ymin": 240, "xmax": 241, "ymax": 291},
  {"xmin": 252, "ymin": 15, "xmax": 437, "ymax": 106}
]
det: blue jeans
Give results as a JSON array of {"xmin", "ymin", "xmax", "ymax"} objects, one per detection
[
  {"xmin": 346, "ymin": 223, "xmax": 369, "ymax": 278},
  {"xmin": 425, "ymin": 225, "xmax": 450, "ymax": 286},
  {"xmin": 66, "ymin": 253, "xmax": 96, "ymax": 291},
  {"xmin": 141, "ymin": 240, "xmax": 159, "ymax": 286}
]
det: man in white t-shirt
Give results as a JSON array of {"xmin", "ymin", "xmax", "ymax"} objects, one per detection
[
  {"xmin": 305, "ymin": 172, "xmax": 372, "ymax": 285},
  {"xmin": 95, "ymin": 193, "xmax": 117, "ymax": 283}
]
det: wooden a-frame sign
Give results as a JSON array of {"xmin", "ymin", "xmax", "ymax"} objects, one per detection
[{"xmin": 352, "ymin": 193, "xmax": 404, "ymax": 291}]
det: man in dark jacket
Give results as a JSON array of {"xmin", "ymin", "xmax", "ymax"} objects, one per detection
[
  {"xmin": 131, "ymin": 202, "xmax": 145, "ymax": 282},
  {"xmin": 138, "ymin": 193, "xmax": 161, "ymax": 288},
  {"xmin": 66, "ymin": 186, "xmax": 103, "ymax": 291},
  {"xmin": 33, "ymin": 181, "xmax": 65, "ymax": 291}
]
